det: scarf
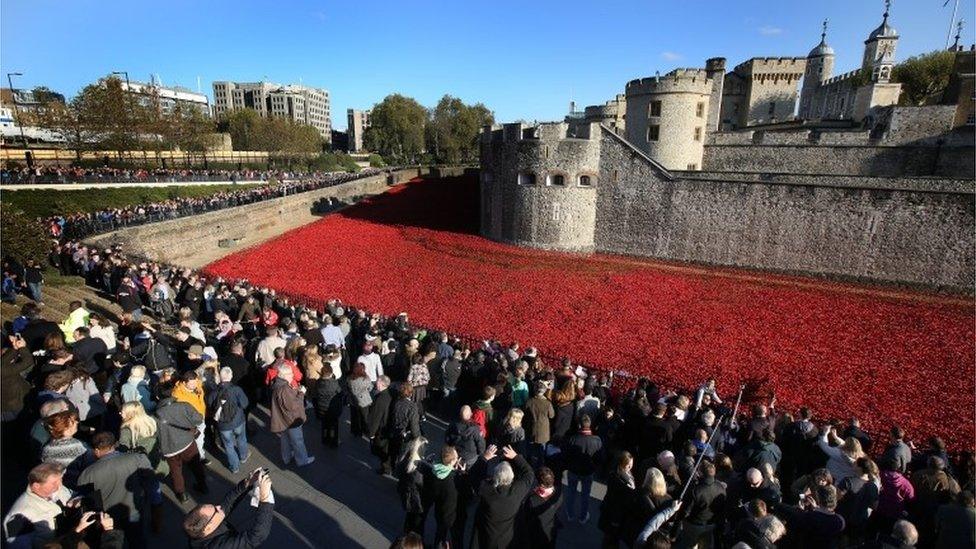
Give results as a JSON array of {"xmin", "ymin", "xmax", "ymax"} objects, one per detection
[
  {"xmin": 433, "ymin": 463, "xmax": 454, "ymax": 479},
  {"xmin": 534, "ymin": 486, "xmax": 554, "ymax": 499}
]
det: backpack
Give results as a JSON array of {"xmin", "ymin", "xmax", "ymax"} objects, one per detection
[
  {"xmin": 212, "ymin": 385, "xmax": 240, "ymax": 426},
  {"xmin": 471, "ymin": 407, "xmax": 488, "ymax": 439}
]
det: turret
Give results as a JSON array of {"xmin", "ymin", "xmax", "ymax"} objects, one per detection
[
  {"xmin": 800, "ymin": 19, "xmax": 836, "ymax": 118},
  {"xmin": 863, "ymin": 0, "xmax": 898, "ymax": 82}
]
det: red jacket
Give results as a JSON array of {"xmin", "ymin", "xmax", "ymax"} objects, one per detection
[{"xmin": 265, "ymin": 359, "xmax": 302, "ymax": 387}]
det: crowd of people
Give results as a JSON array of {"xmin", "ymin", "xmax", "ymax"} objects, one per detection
[
  {"xmin": 1, "ymin": 165, "xmax": 281, "ymax": 186},
  {"xmin": 36, "ymin": 168, "xmax": 385, "ymax": 240},
  {"xmin": 1, "ymin": 244, "xmax": 974, "ymax": 548}
]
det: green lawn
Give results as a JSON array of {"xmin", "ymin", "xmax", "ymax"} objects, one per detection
[{"xmin": 0, "ymin": 183, "xmax": 263, "ymax": 219}]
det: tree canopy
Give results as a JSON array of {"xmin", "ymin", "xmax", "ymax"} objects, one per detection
[
  {"xmin": 364, "ymin": 94, "xmax": 428, "ymax": 164},
  {"xmin": 427, "ymin": 95, "xmax": 493, "ymax": 164},
  {"xmin": 892, "ymin": 50, "xmax": 957, "ymax": 106},
  {"xmin": 217, "ymin": 109, "xmax": 323, "ymax": 153}
]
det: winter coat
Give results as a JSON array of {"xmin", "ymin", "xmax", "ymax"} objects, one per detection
[
  {"xmin": 269, "ymin": 378, "xmax": 306, "ymax": 434},
  {"xmin": 314, "ymin": 377, "xmax": 344, "ymax": 418},
  {"xmin": 173, "ymin": 382, "xmax": 206, "ymax": 418},
  {"xmin": 348, "ymin": 376, "xmax": 373, "ymax": 408},
  {"xmin": 445, "ymin": 420, "xmax": 486, "ymax": 467},
  {"xmin": 600, "ymin": 470, "xmax": 636, "ymax": 534},
  {"xmin": 121, "ymin": 378, "xmax": 156, "ymax": 413},
  {"xmin": 525, "ymin": 395, "xmax": 555, "ymax": 445},
  {"xmin": 206, "ymin": 382, "xmax": 249, "ymax": 430},
  {"xmin": 423, "ymin": 463, "xmax": 459, "ymax": 535},
  {"xmin": 1, "ymin": 347, "xmax": 34, "ymax": 418},
  {"xmin": 518, "ymin": 486, "xmax": 563, "ymax": 548},
  {"xmin": 388, "ymin": 397, "xmax": 420, "ymax": 442},
  {"xmin": 562, "ymin": 431, "xmax": 603, "ymax": 477},
  {"xmin": 470, "ymin": 455, "xmax": 535, "ymax": 549},
  {"xmin": 155, "ymin": 397, "xmax": 204, "ymax": 455},
  {"xmin": 367, "ymin": 389, "xmax": 393, "ymax": 438}
]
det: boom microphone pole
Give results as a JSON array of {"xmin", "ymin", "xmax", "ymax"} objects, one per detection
[
  {"xmin": 730, "ymin": 383, "xmax": 746, "ymax": 424},
  {"xmin": 677, "ymin": 412, "xmax": 728, "ymax": 502}
]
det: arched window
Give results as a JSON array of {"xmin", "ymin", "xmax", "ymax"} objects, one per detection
[{"xmin": 578, "ymin": 175, "xmax": 594, "ymax": 187}]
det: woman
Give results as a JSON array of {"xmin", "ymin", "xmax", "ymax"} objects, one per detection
[
  {"xmin": 424, "ymin": 445, "xmax": 461, "ymax": 548},
  {"xmin": 322, "ymin": 344, "xmax": 343, "ymax": 380},
  {"xmin": 818, "ymin": 425, "xmax": 865, "ymax": 485},
  {"xmin": 407, "ymin": 353, "xmax": 430, "ymax": 421},
  {"xmin": 303, "ymin": 353, "xmax": 324, "ymax": 402},
  {"xmin": 599, "ymin": 451, "xmax": 636, "ymax": 548},
  {"xmin": 837, "ymin": 457, "xmax": 880, "ymax": 545},
  {"xmin": 41, "ymin": 410, "xmax": 94, "ymax": 488},
  {"xmin": 495, "ymin": 408, "xmax": 527, "ymax": 455},
  {"xmin": 119, "ymin": 401, "xmax": 168, "ymax": 476},
  {"xmin": 88, "ymin": 314, "xmax": 117, "ymax": 354},
  {"xmin": 519, "ymin": 466, "xmax": 563, "ymax": 548},
  {"xmin": 347, "ymin": 362, "xmax": 373, "ymax": 438},
  {"xmin": 64, "ymin": 367, "xmax": 106, "ymax": 431},
  {"xmin": 551, "ymin": 376, "xmax": 577, "ymax": 445},
  {"xmin": 624, "ymin": 467, "xmax": 673, "ymax": 546},
  {"xmin": 269, "ymin": 365, "xmax": 315, "ymax": 467},
  {"xmin": 314, "ymin": 364, "xmax": 344, "ymax": 447},
  {"xmin": 121, "ymin": 364, "xmax": 156, "ymax": 412},
  {"xmin": 389, "ymin": 384, "xmax": 422, "ymax": 470},
  {"xmin": 173, "ymin": 371, "xmax": 207, "ymax": 462},
  {"xmin": 397, "ymin": 436, "xmax": 429, "ymax": 536}
]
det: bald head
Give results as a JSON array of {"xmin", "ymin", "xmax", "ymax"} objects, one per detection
[
  {"xmin": 460, "ymin": 405, "xmax": 472, "ymax": 421},
  {"xmin": 746, "ymin": 468, "xmax": 763, "ymax": 487}
]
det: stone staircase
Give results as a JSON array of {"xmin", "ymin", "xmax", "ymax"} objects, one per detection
[{"xmin": 1, "ymin": 280, "xmax": 126, "ymax": 331}]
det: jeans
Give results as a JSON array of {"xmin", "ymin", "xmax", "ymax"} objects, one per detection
[
  {"xmin": 280, "ymin": 426, "xmax": 311, "ymax": 465},
  {"xmin": 565, "ymin": 472, "xmax": 593, "ymax": 518},
  {"xmin": 219, "ymin": 423, "xmax": 249, "ymax": 472},
  {"xmin": 27, "ymin": 282, "xmax": 41, "ymax": 303}
]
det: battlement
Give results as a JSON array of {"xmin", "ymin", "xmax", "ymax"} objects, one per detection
[
  {"xmin": 705, "ymin": 57, "xmax": 727, "ymax": 72},
  {"xmin": 822, "ymin": 67, "xmax": 865, "ymax": 86},
  {"xmin": 626, "ymin": 69, "xmax": 713, "ymax": 95},
  {"xmin": 480, "ymin": 121, "xmax": 600, "ymax": 143},
  {"xmin": 733, "ymin": 57, "xmax": 807, "ymax": 75}
]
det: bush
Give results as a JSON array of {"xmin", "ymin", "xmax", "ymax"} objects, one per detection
[
  {"xmin": 1, "ymin": 208, "xmax": 50, "ymax": 263},
  {"xmin": 368, "ymin": 154, "xmax": 386, "ymax": 168}
]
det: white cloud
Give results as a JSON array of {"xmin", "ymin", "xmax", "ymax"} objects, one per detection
[
  {"xmin": 758, "ymin": 25, "xmax": 783, "ymax": 36},
  {"xmin": 660, "ymin": 51, "xmax": 682, "ymax": 61}
]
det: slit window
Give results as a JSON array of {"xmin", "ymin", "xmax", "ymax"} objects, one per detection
[
  {"xmin": 649, "ymin": 101, "xmax": 662, "ymax": 117},
  {"xmin": 694, "ymin": 127, "xmax": 702, "ymax": 141},
  {"xmin": 696, "ymin": 102, "xmax": 705, "ymax": 117},
  {"xmin": 647, "ymin": 125, "xmax": 660, "ymax": 142}
]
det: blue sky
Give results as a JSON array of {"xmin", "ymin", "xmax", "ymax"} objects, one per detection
[{"xmin": 1, "ymin": 0, "xmax": 972, "ymax": 129}]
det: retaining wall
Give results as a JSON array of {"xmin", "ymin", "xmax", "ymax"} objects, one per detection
[{"xmin": 88, "ymin": 168, "xmax": 424, "ymax": 269}]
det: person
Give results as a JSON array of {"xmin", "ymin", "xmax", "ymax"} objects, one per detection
[
  {"xmin": 348, "ymin": 362, "xmax": 373, "ymax": 438},
  {"xmin": 64, "ymin": 366, "xmax": 106, "ymax": 431},
  {"xmin": 207, "ymin": 367, "xmax": 250, "ymax": 474},
  {"xmin": 70, "ymin": 326, "xmax": 108, "ymax": 375},
  {"xmin": 358, "ymin": 343, "xmax": 383, "ymax": 383},
  {"xmin": 882, "ymin": 426, "xmax": 913, "ymax": 475},
  {"xmin": 818, "ymin": 425, "xmax": 865, "ymax": 486},
  {"xmin": 599, "ymin": 450, "xmax": 636, "ymax": 547},
  {"xmin": 59, "ymin": 301, "xmax": 89, "ymax": 344},
  {"xmin": 624, "ymin": 467, "xmax": 675, "ymax": 546},
  {"xmin": 24, "ymin": 259, "xmax": 43, "ymax": 304},
  {"xmin": 407, "ymin": 354, "xmax": 431, "ymax": 421},
  {"xmin": 388, "ymin": 383, "xmax": 421, "ymax": 473},
  {"xmin": 156, "ymin": 382, "xmax": 208, "ymax": 504},
  {"xmin": 121, "ymin": 364, "xmax": 156, "ymax": 413},
  {"xmin": 40, "ymin": 409, "xmax": 94, "ymax": 489},
  {"xmin": 269, "ymin": 364, "xmax": 315, "ymax": 467},
  {"xmin": 183, "ymin": 468, "xmax": 275, "ymax": 548},
  {"xmin": 423, "ymin": 445, "xmax": 461, "ymax": 548},
  {"xmin": 3, "ymin": 463, "xmax": 75, "ymax": 548},
  {"xmin": 368, "ymin": 376, "xmax": 395, "ymax": 475},
  {"xmin": 563, "ymin": 414, "xmax": 603, "ymax": 524},
  {"xmin": 495, "ymin": 408, "xmax": 527, "ymax": 455},
  {"xmin": 909, "ymin": 456, "xmax": 960, "ymax": 542},
  {"xmin": 174, "ymin": 370, "xmax": 209, "ymax": 463},
  {"xmin": 518, "ymin": 466, "xmax": 563, "ymax": 548},
  {"xmin": 872, "ymin": 519, "xmax": 919, "ymax": 549},
  {"xmin": 470, "ymin": 444, "xmax": 534, "ymax": 549},
  {"xmin": 875, "ymin": 456, "xmax": 916, "ymax": 537},
  {"xmin": 119, "ymin": 401, "xmax": 168, "ymax": 478},
  {"xmin": 88, "ymin": 314, "xmax": 117, "ymax": 354},
  {"xmin": 445, "ymin": 405, "xmax": 487, "ymax": 469},
  {"xmin": 837, "ymin": 456, "xmax": 880, "ymax": 545},
  {"xmin": 255, "ymin": 326, "xmax": 286, "ymax": 370},
  {"xmin": 219, "ymin": 339, "xmax": 250, "ymax": 384},
  {"xmin": 1, "ymin": 333, "xmax": 34, "ymax": 422},
  {"xmin": 397, "ymin": 436, "xmax": 429, "ymax": 536},
  {"xmin": 676, "ymin": 460, "xmax": 728, "ymax": 549},
  {"xmin": 76, "ymin": 431, "xmax": 157, "ymax": 545},
  {"xmin": 314, "ymin": 363, "xmax": 344, "ymax": 447},
  {"xmin": 778, "ymin": 484, "xmax": 846, "ymax": 548},
  {"xmin": 933, "ymin": 490, "xmax": 975, "ymax": 549}
]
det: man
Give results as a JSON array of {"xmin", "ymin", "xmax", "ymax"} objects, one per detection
[
  {"xmin": 2, "ymin": 334, "xmax": 35, "ymax": 423},
  {"xmin": 255, "ymin": 325, "xmax": 286, "ymax": 370},
  {"xmin": 319, "ymin": 315, "xmax": 345, "ymax": 351},
  {"xmin": 70, "ymin": 326, "xmax": 108, "ymax": 375},
  {"xmin": 676, "ymin": 461, "xmax": 727, "ymax": 549},
  {"xmin": 76, "ymin": 432, "xmax": 158, "ymax": 544},
  {"xmin": 445, "ymin": 405, "xmax": 486, "ymax": 468},
  {"xmin": 180, "ymin": 279, "xmax": 204, "ymax": 321},
  {"xmin": 60, "ymin": 301, "xmax": 90, "ymax": 344},
  {"xmin": 219, "ymin": 339, "xmax": 251, "ymax": 385},
  {"xmin": 882, "ymin": 426, "xmax": 913, "ymax": 475},
  {"xmin": 842, "ymin": 417, "xmax": 873, "ymax": 452},
  {"xmin": 115, "ymin": 277, "xmax": 143, "ymax": 322},
  {"xmin": 470, "ymin": 444, "xmax": 534, "ymax": 549},
  {"xmin": 156, "ymin": 382, "xmax": 208, "ymax": 503},
  {"xmin": 563, "ymin": 414, "xmax": 603, "ymax": 524},
  {"xmin": 183, "ymin": 469, "xmax": 274, "ymax": 548},
  {"xmin": 778, "ymin": 484, "xmax": 846, "ymax": 548},
  {"xmin": 735, "ymin": 468, "xmax": 783, "ymax": 509},
  {"xmin": 16, "ymin": 304, "xmax": 60, "ymax": 352},
  {"xmin": 3, "ymin": 463, "xmax": 74, "ymax": 548},
  {"xmin": 367, "ymin": 376, "xmax": 394, "ymax": 474},
  {"xmin": 207, "ymin": 367, "xmax": 250, "ymax": 474},
  {"xmin": 357, "ymin": 343, "xmax": 383, "ymax": 383},
  {"xmin": 933, "ymin": 490, "xmax": 975, "ymax": 549},
  {"xmin": 524, "ymin": 381, "xmax": 555, "ymax": 466},
  {"xmin": 24, "ymin": 259, "xmax": 43, "ymax": 304}
]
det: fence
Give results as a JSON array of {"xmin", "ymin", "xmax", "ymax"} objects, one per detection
[{"xmin": 0, "ymin": 148, "xmax": 311, "ymax": 167}]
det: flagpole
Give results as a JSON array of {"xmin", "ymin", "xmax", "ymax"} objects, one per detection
[{"xmin": 947, "ymin": 0, "xmax": 960, "ymax": 50}]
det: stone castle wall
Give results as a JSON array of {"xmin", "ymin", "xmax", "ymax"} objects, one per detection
[
  {"xmin": 625, "ymin": 71, "xmax": 712, "ymax": 170},
  {"xmin": 88, "ymin": 168, "xmax": 424, "ymax": 269}
]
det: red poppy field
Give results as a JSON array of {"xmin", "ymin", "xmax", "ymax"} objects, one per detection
[{"xmin": 206, "ymin": 176, "xmax": 975, "ymax": 451}]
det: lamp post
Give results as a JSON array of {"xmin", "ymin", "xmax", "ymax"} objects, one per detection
[{"xmin": 6, "ymin": 72, "xmax": 29, "ymax": 149}]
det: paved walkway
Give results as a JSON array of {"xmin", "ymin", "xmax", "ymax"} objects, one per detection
[{"xmin": 148, "ymin": 405, "xmax": 607, "ymax": 548}]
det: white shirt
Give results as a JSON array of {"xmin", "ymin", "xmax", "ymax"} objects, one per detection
[
  {"xmin": 89, "ymin": 325, "xmax": 117, "ymax": 352},
  {"xmin": 327, "ymin": 356, "xmax": 343, "ymax": 380},
  {"xmin": 358, "ymin": 353, "xmax": 383, "ymax": 383},
  {"xmin": 255, "ymin": 336, "xmax": 286, "ymax": 368},
  {"xmin": 320, "ymin": 325, "xmax": 345, "ymax": 349},
  {"xmin": 3, "ymin": 486, "xmax": 73, "ymax": 547}
]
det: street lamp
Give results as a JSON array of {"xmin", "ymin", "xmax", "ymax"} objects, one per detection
[{"xmin": 6, "ymin": 72, "xmax": 29, "ymax": 149}]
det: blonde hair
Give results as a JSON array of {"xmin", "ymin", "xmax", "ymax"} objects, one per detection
[
  {"xmin": 643, "ymin": 467, "xmax": 668, "ymax": 498},
  {"xmin": 129, "ymin": 365, "xmax": 146, "ymax": 380},
  {"xmin": 505, "ymin": 408, "xmax": 524, "ymax": 430},
  {"xmin": 121, "ymin": 401, "xmax": 157, "ymax": 441},
  {"xmin": 841, "ymin": 437, "xmax": 864, "ymax": 460}
]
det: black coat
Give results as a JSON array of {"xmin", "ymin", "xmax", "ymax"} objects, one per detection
[
  {"xmin": 70, "ymin": 336, "xmax": 108, "ymax": 375},
  {"xmin": 423, "ymin": 465, "xmax": 459, "ymax": 534},
  {"xmin": 189, "ymin": 479, "xmax": 274, "ymax": 549},
  {"xmin": 471, "ymin": 455, "xmax": 535, "ymax": 549},
  {"xmin": 562, "ymin": 432, "xmax": 603, "ymax": 477},
  {"xmin": 518, "ymin": 486, "xmax": 563, "ymax": 548},
  {"xmin": 367, "ymin": 389, "xmax": 393, "ymax": 438},
  {"xmin": 314, "ymin": 377, "xmax": 344, "ymax": 418},
  {"xmin": 20, "ymin": 319, "xmax": 60, "ymax": 352},
  {"xmin": 445, "ymin": 420, "xmax": 486, "ymax": 468},
  {"xmin": 685, "ymin": 476, "xmax": 727, "ymax": 527},
  {"xmin": 599, "ymin": 470, "xmax": 636, "ymax": 534}
]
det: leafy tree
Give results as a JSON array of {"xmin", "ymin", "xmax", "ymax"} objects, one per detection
[
  {"xmin": 218, "ymin": 110, "xmax": 321, "ymax": 153},
  {"xmin": 426, "ymin": 95, "xmax": 493, "ymax": 164},
  {"xmin": 31, "ymin": 86, "xmax": 65, "ymax": 105},
  {"xmin": 892, "ymin": 50, "xmax": 956, "ymax": 106},
  {"xmin": 0, "ymin": 208, "xmax": 50, "ymax": 263},
  {"xmin": 36, "ymin": 99, "xmax": 93, "ymax": 161},
  {"xmin": 364, "ymin": 94, "xmax": 427, "ymax": 163}
]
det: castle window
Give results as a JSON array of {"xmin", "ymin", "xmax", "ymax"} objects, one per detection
[
  {"xmin": 694, "ymin": 127, "xmax": 702, "ymax": 141},
  {"xmin": 518, "ymin": 173, "xmax": 536, "ymax": 186},
  {"xmin": 768, "ymin": 102, "xmax": 775, "ymax": 115},
  {"xmin": 578, "ymin": 175, "xmax": 593, "ymax": 187},
  {"xmin": 696, "ymin": 102, "xmax": 705, "ymax": 117},
  {"xmin": 687, "ymin": 163, "xmax": 698, "ymax": 170},
  {"xmin": 649, "ymin": 101, "xmax": 662, "ymax": 117},
  {"xmin": 647, "ymin": 125, "xmax": 660, "ymax": 142},
  {"xmin": 547, "ymin": 174, "xmax": 565, "ymax": 186}
]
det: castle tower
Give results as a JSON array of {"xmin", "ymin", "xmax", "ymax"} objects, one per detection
[
  {"xmin": 800, "ymin": 19, "xmax": 835, "ymax": 119},
  {"xmin": 704, "ymin": 58, "xmax": 726, "ymax": 132},
  {"xmin": 862, "ymin": 0, "xmax": 899, "ymax": 82},
  {"xmin": 624, "ymin": 69, "xmax": 712, "ymax": 171}
]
